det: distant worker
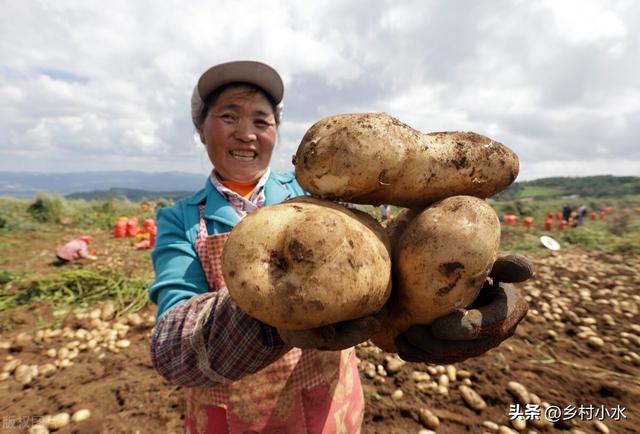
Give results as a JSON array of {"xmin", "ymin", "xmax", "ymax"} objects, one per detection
[
  {"xmin": 55, "ymin": 235, "xmax": 96, "ymax": 262},
  {"xmin": 379, "ymin": 204, "xmax": 391, "ymax": 222},
  {"xmin": 562, "ymin": 204, "xmax": 572, "ymax": 221},
  {"xmin": 577, "ymin": 205, "xmax": 588, "ymax": 225}
]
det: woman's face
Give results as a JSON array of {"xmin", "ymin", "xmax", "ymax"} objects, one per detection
[{"xmin": 200, "ymin": 85, "xmax": 277, "ymax": 184}]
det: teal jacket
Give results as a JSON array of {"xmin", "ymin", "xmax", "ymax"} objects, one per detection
[{"xmin": 149, "ymin": 171, "xmax": 306, "ymax": 319}]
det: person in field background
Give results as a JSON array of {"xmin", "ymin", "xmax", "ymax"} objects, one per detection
[{"xmin": 55, "ymin": 235, "xmax": 96, "ymax": 262}]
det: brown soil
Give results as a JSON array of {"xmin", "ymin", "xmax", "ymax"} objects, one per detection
[
  {"xmin": 0, "ymin": 305, "xmax": 183, "ymax": 433},
  {"xmin": 0, "ymin": 228, "xmax": 638, "ymax": 433}
]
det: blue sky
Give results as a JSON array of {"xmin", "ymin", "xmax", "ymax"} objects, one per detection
[{"xmin": 1, "ymin": 0, "xmax": 638, "ymax": 180}]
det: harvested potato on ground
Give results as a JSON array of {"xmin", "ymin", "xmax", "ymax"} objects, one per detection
[
  {"xmin": 372, "ymin": 196, "xmax": 500, "ymax": 352},
  {"xmin": 222, "ymin": 197, "xmax": 392, "ymax": 330},
  {"xmin": 294, "ymin": 113, "xmax": 519, "ymax": 208}
]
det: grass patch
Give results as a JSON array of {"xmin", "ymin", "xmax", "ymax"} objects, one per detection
[
  {"xmin": 0, "ymin": 197, "xmax": 45, "ymax": 232},
  {"xmin": 67, "ymin": 197, "xmax": 156, "ymax": 230},
  {"xmin": 493, "ymin": 194, "xmax": 640, "ymax": 254},
  {"xmin": 499, "ymin": 227, "xmax": 543, "ymax": 252},
  {"xmin": 27, "ymin": 193, "xmax": 65, "ymax": 223},
  {"xmin": 0, "ymin": 196, "xmax": 156, "ymax": 232},
  {"xmin": 500, "ymin": 222, "xmax": 640, "ymax": 254},
  {"xmin": 519, "ymin": 185, "xmax": 563, "ymax": 198},
  {"xmin": 0, "ymin": 269, "xmax": 151, "ymax": 331},
  {"xmin": 556, "ymin": 225, "xmax": 640, "ymax": 254}
]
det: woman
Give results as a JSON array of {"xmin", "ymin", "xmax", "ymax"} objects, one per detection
[
  {"xmin": 55, "ymin": 235, "xmax": 95, "ymax": 262},
  {"xmin": 149, "ymin": 60, "xmax": 530, "ymax": 434}
]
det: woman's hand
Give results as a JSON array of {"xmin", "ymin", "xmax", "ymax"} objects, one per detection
[
  {"xmin": 396, "ymin": 254, "xmax": 533, "ymax": 364},
  {"xmin": 277, "ymin": 308, "xmax": 386, "ymax": 351}
]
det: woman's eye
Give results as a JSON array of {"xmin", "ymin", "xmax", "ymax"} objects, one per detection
[
  {"xmin": 219, "ymin": 113, "xmax": 236, "ymax": 122},
  {"xmin": 255, "ymin": 119, "xmax": 271, "ymax": 127}
]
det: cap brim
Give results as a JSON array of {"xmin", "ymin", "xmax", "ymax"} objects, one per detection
[{"xmin": 197, "ymin": 60, "xmax": 284, "ymax": 105}]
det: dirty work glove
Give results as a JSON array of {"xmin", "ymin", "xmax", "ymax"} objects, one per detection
[
  {"xmin": 278, "ymin": 307, "xmax": 387, "ymax": 351},
  {"xmin": 396, "ymin": 254, "xmax": 533, "ymax": 364}
]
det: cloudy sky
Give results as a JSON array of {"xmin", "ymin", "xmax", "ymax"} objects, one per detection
[{"xmin": 1, "ymin": 0, "xmax": 638, "ymax": 181}]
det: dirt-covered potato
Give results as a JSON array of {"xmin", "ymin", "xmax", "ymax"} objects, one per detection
[
  {"xmin": 371, "ymin": 196, "xmax": 501, "ymax": 352},
  {"xmin": 222, "ymin": 197, "xmax": 392, "ymax": 330},
  {"xmin": 294, "ymin": 113, "xmax": 519, "ymax": 208}
]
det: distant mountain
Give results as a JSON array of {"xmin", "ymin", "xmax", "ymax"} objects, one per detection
[
  {"xmin": 0, "ymin": 171, "xmax": 207, "ymax": 197},
  {"xmin": 3, "ymin": 171, "xmax": 637, "ymax": 201},
  {"xmin": 494, "ymin": 175, "xmax": 640, "ymax": 200},
  {"xmin": 65, "ymin": 188, "xmax": 194, "ymax": 201}
]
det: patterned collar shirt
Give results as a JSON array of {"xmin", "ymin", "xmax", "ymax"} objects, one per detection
[{"xmin": 209, "ymin": 168, "xmax": 270, "ymax": 218}]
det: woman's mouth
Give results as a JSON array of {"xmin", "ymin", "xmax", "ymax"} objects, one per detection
[{"xmin": 230, "ymin": 150, "xmax": 257, "ymax": 161}]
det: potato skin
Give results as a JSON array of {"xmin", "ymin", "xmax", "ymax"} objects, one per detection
[
  {"xmin": 294, "ymin": 113, "xmax": 519, "ymax": 208},
  {"xmin": 222, "ymin": 197, "xmax": 391, "ymax": 330},
  {"xmin": 371, "ymin": 196, "xmax": 500, "ymax": 352}
]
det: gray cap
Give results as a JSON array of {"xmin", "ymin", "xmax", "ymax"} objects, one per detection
[{"xmin": 190, "ymin": 60, "xmax": 284, "ymax": 127}]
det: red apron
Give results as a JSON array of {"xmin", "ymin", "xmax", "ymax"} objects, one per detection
[{"xmin": 183, "ymin": 205, "xmax": 364, "ymax": 434}]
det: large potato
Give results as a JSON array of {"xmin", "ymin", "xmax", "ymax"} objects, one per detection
[
  {"xmin": 222, "ymin": 197, "xmax": 392, "ymax": 330},
  {"xmin": 294, "ymin": 113, "xmax": 519, "ymax": 208},
  {"xmin": 371, "ymin": 196, "xmax": 500, "ymax": 352}
]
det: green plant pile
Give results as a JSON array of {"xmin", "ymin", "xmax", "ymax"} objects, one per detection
[
  {"xmin": 27, "ymin": 193, "xmax": 65, "ymax": 223},
  {"xmin": 0, "ymin": 197, "xmax": 43, "ymax": 231},
  {"xmin": 66, "ymin": 197, "xmax": 156, "ymax": 229},
  {"xmin": 0, "ymin": 269, "xmax": 151, "ymax": 331},
  {"xmin": 0, "ymin": 195, "xmax": 158, "ymax": 232}
]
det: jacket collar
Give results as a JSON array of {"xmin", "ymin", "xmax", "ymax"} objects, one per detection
[
  {"xmin": 186, "ymin": 170, "xmax": 294, "ymax": 226},
  {"xmin": 264, "ymin": 172, "xmax": 294, "ymax": 205}
]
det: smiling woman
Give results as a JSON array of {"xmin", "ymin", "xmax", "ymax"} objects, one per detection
[
  {"xmin": 198, "ymin": 84, "xmax": 278, "ymax": 184},
  {"xmin": 147, "ymin": 60, "xmax": 533, "ymax": 434},
  {"xmin": 148, "ymin": 61, "xmax": 366, "ymax": 434}
]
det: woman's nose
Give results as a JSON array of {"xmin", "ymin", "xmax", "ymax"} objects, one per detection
[{"xmin": 235, "ymin": 118, "xmax": 257, "ymax": 142}]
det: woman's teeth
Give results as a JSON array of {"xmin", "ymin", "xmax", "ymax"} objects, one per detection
[{"xmin": 230, "ymin": 150, "xmax": 256, "ymax": 161}]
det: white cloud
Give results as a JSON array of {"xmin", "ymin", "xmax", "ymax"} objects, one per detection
[
  {"xmin": 0, "ymin": 0, "xmax": 638, "ymax": 182},
  {"xmin": 539, "ymin": 0, "xmax": 628, "ymax": 46},
  {"xmin": 379, "ymin": 1, "xmax": 432, "ymax": 32}
]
